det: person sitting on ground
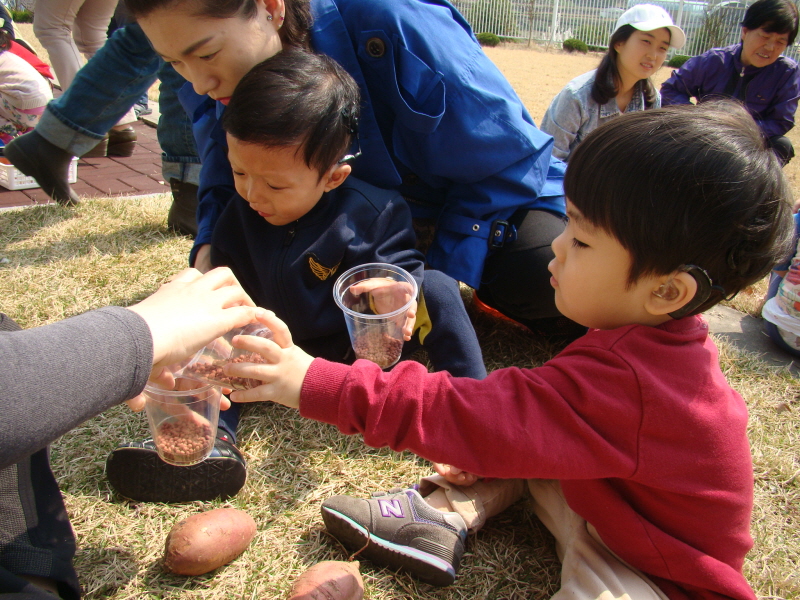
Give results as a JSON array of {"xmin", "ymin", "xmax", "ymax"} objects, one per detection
[
  {"xmin": 105, "ymin": 49, "xmax": 487, "ymax": 504},
  {"xmin": 761, "ymin": 212, "xmax": 800, "ymax": 357},
  {"xmin": 0, "ymin": 267, "xmax": 258, "ymax": 600},
  {"xmin": 226, "ymin": 102, "xmax": 793, "ymax": 598},
  {"xmin": 0, "ymin": 21, "xmax": 52, "ymax": 146},
  {"xmin": 541, "ymin": 3, "xmax": 685, "ymax": 161},
  {"xmin": 661, "ymin": 0, "xmax": 800, "ymax": 165}
]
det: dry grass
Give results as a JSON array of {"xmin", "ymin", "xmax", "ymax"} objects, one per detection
[
  {"xmin": 1, "ymin": 194, "xmax": 798, "ymax": 599},
  {"xmin": 0, "ymin": 41, "xmax": 798, "ymax": 599}
]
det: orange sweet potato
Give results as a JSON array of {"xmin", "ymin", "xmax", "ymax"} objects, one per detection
[
  {"xmin": 163, "ymin": 508, "xmax": 256, "ymax": 575},
  {"xmin": 288, "ymin": 560, "xmax": 364, "ymax": 600}
]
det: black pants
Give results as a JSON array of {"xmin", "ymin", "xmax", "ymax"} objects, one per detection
[
  {"xmin": 0, "ymin": 315, "xmax": 80, "ymax": 600},
  {"xmin": 478, "ymin": 209, "xmax": 565, "ymax": 322}
]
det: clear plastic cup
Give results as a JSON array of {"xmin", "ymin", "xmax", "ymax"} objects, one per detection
[
  {"xmin": 144, "ymin": 378, "xmax": 222, "ymax": 466},
  {"xmin": 178, "ymin": 323, "xmax": 273, "ymax": 390},
  {"xmin": 333, "ymin": 263, "xmax": 418, "ymax": 368}
]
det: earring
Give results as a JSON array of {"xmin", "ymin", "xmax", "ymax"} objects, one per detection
[{"xmin": 267, "ymin": 14, "xmax": 273, "ymax": 20}]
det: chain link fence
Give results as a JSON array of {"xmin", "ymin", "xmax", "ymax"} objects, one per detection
[{"xmin": 450, "ymin": 0, "xmax": 800, "ymax": 60}]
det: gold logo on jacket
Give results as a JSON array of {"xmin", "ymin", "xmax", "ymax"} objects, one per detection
[{"xmin": 307, "ymin": 254, "xmax": 340, "ymax": 281}]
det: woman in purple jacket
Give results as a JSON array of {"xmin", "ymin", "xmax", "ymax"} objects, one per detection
[{"xmin": 661, "ymin": 0, "xmax": 800, "ymax": 164}]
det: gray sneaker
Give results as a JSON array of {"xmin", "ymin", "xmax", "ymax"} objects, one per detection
[{"xmin": 321, "ymin": 487, "xmax": 467, "ymax": 586}]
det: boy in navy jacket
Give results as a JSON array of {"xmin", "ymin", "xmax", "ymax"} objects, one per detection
[{"xmin": 105, "ymin": 50, "xmax": 486, "ymax": 503}]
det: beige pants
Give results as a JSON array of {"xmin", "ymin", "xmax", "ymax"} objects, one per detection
[
  {"xmin": 32, "ymin": 0, "xmax": 135, "ymax": 125},
  {"xmin": 420, "ymin": 476, "xmax": 669, "ymax": 600}
]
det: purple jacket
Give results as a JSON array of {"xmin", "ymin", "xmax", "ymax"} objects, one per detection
[{"xmin": 661, "ymin": 43, "xmax": 800, "ymax": 138}]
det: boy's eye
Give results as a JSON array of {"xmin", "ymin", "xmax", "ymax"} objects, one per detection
[
  {"xmin": 199, "ymin": 51, "xmax": 219, "ymax": 61},
  {"xmin": 571, "ymin": 238, "xmax": 589, "ymax": 249},
  {"xmin": 232, "ymin": 171, "xmax": 244, "ymax": 177}
]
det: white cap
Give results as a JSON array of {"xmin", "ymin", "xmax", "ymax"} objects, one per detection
[{"xmin": 615, "ymin": 4, "xmax": 686, "ymax": 49}]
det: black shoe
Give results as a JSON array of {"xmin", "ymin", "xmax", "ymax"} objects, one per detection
[
  {"xmin": 107, "ymin": 126, "xmax": 137, "ymax": 157},
  {"xmin": 321, "ymin": 487, "xmax": 467, "ymax": 587},
  {"xmin": 4, "ymin": 131, "xmax": 80, "ymax": 206},
  {"xmin": 105, "ymin": 432, "xmax": 246, "ymax": 503},
  {"xmin": 167, "ymin": 179, "xmax": 198, "ymax": 238}
]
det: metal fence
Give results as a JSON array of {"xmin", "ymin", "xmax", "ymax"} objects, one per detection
[{"xmin": 450, "ymin": 0, "xmax": 800, "ymax": 59}]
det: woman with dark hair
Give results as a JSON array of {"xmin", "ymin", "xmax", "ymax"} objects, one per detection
[
  {"xmin": 100, "ymin": 0, "xmax": 573, "ymax": 504},
  {"xmin": 540, "ymin": 4, "xmax": 685, "ymax": 161},
  {"xmin": 661, "ymin": 0, "xmax": 800, "ymax": 165}
]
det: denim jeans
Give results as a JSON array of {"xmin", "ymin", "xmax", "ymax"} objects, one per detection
[{"xmin": 37, "ymin": 22, "xmax": 200, "ymax": 185}]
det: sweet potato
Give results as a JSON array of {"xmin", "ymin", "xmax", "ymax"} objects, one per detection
[
  {"xmin": 163, "ymin": 508, "xmax": 256, "ymax": 575},
  {"xmin": 288, "ymin": 560, "xmax": 364, "ymax": 600}
]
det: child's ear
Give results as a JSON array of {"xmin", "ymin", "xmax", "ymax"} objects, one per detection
[
  {"xmin": 645, "ymin": 271, "xmax": 698, "ymax": 316},
  {"xmin": 323, "ymin": 163, "xmax": 351, "ymax": 192}
]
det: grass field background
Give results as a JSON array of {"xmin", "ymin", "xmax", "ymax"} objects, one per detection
[{"xmin": 1, "ymin": 32, "xmax": 798, "ymax": 599}]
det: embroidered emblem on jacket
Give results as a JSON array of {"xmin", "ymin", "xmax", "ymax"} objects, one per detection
[{"xmin": 307, "ymin": 254, "xmax": 341, "ymax": 281}]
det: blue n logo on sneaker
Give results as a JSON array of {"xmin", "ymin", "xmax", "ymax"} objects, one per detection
[{"xmin": 378, "ymin": 498, "xmax": 405, "ymax": 518}]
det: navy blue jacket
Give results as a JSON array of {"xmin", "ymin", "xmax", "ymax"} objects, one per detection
[
  {"xmin": 182, "ymin": 0, "xmax": 566, "ymax": 289},
  {"xmin": 210, "ymin": 178, "xmax": 424, "ymax": 344}
]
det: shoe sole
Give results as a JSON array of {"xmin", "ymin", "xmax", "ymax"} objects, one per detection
[
  {"xmin": 106, "ymin": 447, "xmax": 246, "ymax": 503},
  {"xmin": 322, "ymin": 506, "xmax": 457, "ymax": 587}
]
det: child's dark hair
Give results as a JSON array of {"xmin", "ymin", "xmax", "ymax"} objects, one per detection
[
  {"xmin": 222, "ymin": 49, "xmax": 360, "ymax": 177},
  {"xmin": 124, "ymin": 0, "xmax": 312, "ymax": 51},
  {"xmin": 741, "ymin": 0, "xmax": 799, "ymax": 45},
  {"xmin": 565, "ymin": 101, "xmax": 794, "ymax": 315},
  {"xmin": 592, "ymin": 25, "xmax": 658, "ymax": 108}
]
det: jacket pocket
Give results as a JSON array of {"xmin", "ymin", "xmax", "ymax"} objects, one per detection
[{"xmin": 357, "ymin": 30, "xmax": 445, "ymax": 134}]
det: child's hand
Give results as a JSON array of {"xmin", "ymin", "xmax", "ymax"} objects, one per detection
[
  {"xmin": 349, "ymin": 278, "xmax": 418, "ymax": 340},
  {"xmin": 224, "ymin": 311, "xmax": 314, "ymax": 409},
  {"xmin": 433, "ymin": 462, "xmax": 480, "ymax": 486}
]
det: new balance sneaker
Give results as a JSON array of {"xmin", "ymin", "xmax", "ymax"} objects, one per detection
[
  {"xmin": 321, "ymin": 487, "xmax": 467, "ymax": 587},
  {"xmin": 105, "ymin": 432, "xmax": 246, "ymax": 503}
]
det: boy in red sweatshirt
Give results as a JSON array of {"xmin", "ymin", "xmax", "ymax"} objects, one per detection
[{"xmin": 225, "ymin": 102, "xmax": 793, "ymax": 600}]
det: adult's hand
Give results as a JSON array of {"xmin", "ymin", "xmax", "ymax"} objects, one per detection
[{"xmin": 127, "ymin": 267, "xmax": 258, "ymax": 370}]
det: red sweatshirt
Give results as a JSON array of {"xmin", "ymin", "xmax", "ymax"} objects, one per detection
[{"xmin": 300, "ymin": 315, "xmax": 755, "ymax": 600}]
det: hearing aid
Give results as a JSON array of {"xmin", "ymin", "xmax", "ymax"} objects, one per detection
[{"xmin": 664, "ymin": 265, "xmax": 720, "ymax": 319}]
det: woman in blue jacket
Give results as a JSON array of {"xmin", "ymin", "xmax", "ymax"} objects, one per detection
[
  {"xmin": 112, "ymin": 0, "xmax": 574, "ymax": 503},
  {"xmin": 126, "ymin": 0, "xmax": 570, "ymax": 328}
]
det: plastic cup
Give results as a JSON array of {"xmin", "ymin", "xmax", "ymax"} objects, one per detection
[
  {"xmin": 144, "ymin": 378, "xmax": 222, "ymax": 466},
  {"xmin": 333, "ymin": 263, "xmax": 418, "ymax": 368},
  {"xmin": 178, "ymin": 323, "xmax": 273, "ymax": 391}
]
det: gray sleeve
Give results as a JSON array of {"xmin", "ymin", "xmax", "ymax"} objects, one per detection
[
  {"xmin": 0, "ymin": 307, "xmax": 153, "ymax": 469},
  {"xmin": 540, "ymin": 87, "xmax": 587, "ymax": 162}
]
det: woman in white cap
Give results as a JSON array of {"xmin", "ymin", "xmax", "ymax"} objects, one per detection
[{"xmin": 541, "ymin": 4, "xmax": 685, "ymax": 161}]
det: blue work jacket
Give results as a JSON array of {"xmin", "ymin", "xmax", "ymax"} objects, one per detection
[{"xmin": 183, "ymin": 0, "xmax": 566, "ymax": 288}]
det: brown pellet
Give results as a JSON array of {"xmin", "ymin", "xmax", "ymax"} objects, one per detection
[
  {"xmin": 155, "ymin": 420, "xmax": 213, "ymax": 465},
  {"xmin": 183, "ymin": 352, "xmax": 266, "ymax": 390},
  {"xmin": 353, "ymin": 329, "xmax": 403, "ymax": 368}
]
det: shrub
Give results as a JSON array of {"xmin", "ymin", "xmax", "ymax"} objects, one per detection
[
  {"xmin": 573, "ymin": 23, "xmax": 612, "ymax": 47},
  {"xmin": 11, "ymin": 9, "xmax": 33, "ymax": 22},
  {"xmin": 562, "ymin": 38, "xmax": 589, "ymax": 53},
  {"xmin": 668, "ymin": 54, "xmax": 691, "ymax": 68},
  {"xmin": 476, "ymin": 32, "xmax": 501, "ymax": 47}
]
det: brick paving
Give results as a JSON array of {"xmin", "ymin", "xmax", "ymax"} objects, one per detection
[{"xmin": 0, "ymin": 119, "xmax": 168, "ymax": 209}]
